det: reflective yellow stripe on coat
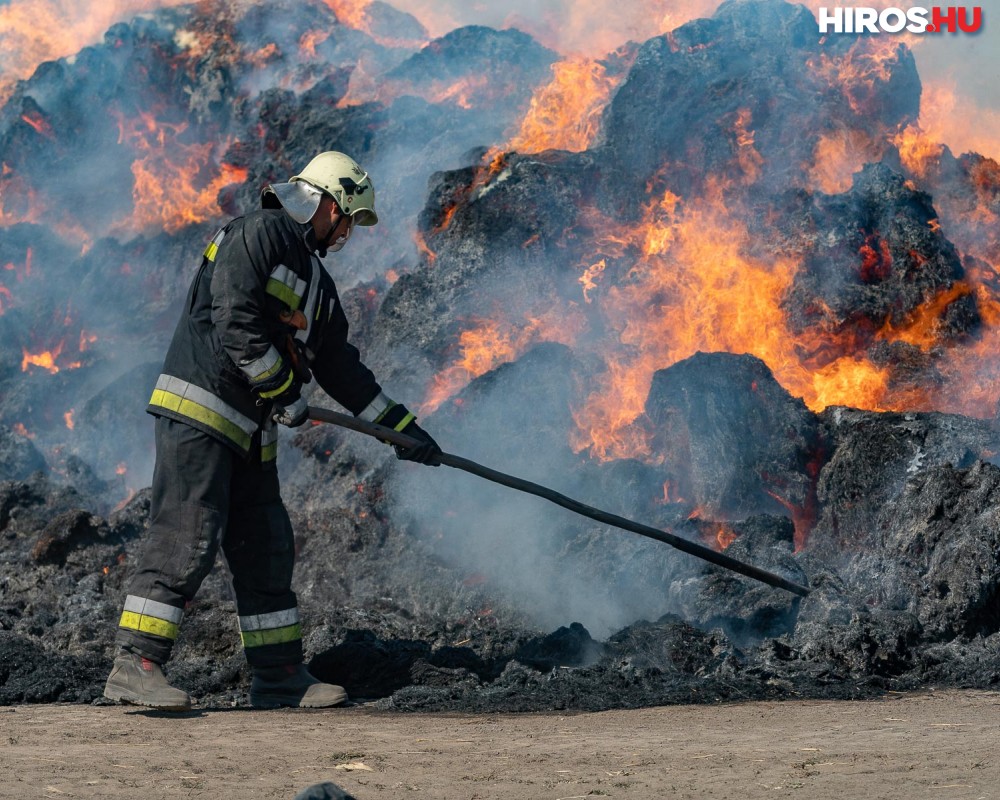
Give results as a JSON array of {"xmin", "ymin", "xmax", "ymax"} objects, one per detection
[{"xmin": 148, "ymin": 374, "xmax": 258, "ymax": 453}]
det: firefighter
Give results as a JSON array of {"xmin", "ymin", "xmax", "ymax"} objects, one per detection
[{"xmin": 103, "ymin": 151, "xmax": 440, "ymax": 711}]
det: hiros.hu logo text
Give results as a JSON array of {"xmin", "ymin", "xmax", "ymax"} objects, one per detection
[{"xmin": 818, "ymin": 7, "xmax": 983, "ymax": 33}]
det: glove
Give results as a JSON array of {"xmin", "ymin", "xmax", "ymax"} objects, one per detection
[
  {"xmin": 375, "ymin": 403, "xmax": 442, "ymax": 466},
  {"xmin": 272, "ymin": 394, "xmax": 308, "ymax": 428}
]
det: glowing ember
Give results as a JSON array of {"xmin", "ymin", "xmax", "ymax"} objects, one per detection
[
  {"xmin": 21, "ymin": 336, "xmax": 85, "ymax": 374},
  {"xmin": 116, "ymin": 463, "xmax": 128, "ymax": 476},
  {"xmin": 22, "ymin": 344, "xmax": 64, "ymax": 374},
  {"xmin": 20, "ymin": 110, "xmax": 54, "ymax": 138},
  {"xmin": 715, "ymin": 526, "xmax": 738, "ymax": 551},
  {"xmin": 113, "ymin": 488, "xmax": 138, "ymax": 513},
  {"xmin": 79, "ymin": 331, "xmax": 98, "ymax": 352},
  {"xmin": 12, "ymin": 423, "xmax": 33, "ymax": 439},
  {"xmin": 64, "ymin": 410, "xmax": 75, "ymax": 430}
]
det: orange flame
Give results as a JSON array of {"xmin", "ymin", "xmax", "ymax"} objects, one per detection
[
  {"xmin": 12, "ymin": 423, "xmax": 34, "ymax": 439},
  {"xmin": 808, "ymin": 129, "xmax": 884, "ymax": 194},
  {"xmin": 299, "ymin": 29, "xmax": 330, "ymax": 58},
  {"xmin": 915, "ymin": 80, "xmax": 1000, "ymax": 163},
  {"xmin": 715, "ymin": 526, "xmax": 738, "ymax": 551},
  {"xmin": 506, "ymin": 56, "xmax": 624, "ymax": 154},
  {"xmin": 423, "ymin": 309, "xmax": 585, "ymax": 414},
  {"xmin": 0, "ymin": 0, "xmax": 191, "ymax": 107},
  {"xmin": 64, "ymin": 409, "xmax": 74, "ymax": 430},
  {"xmin": 894, "ymin": 124, "xmax": 945, "ymax": 179},
  {"xmin": 22, "ymin": 342, "xmax": 65, "ymax": 374},
  {"xmin": 808, "ymin": 38, "xmax": 903, "ymax": 116}
]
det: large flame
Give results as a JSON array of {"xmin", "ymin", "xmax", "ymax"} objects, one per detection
[
  {"xmin": 505, "ymin": 55, "xmax": 628, "ymax": 154},
  {"xmin": 113, "ymin": 110, "xmax": 247, "ymax": 234},
  {"xmin": 0, "ymin": 0, "xmax": 191, "ymax": 106}
]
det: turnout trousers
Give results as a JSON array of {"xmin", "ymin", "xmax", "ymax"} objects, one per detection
[{"xmin": 115, "ymin": 417, "xmax": 303, "ymax": 668}]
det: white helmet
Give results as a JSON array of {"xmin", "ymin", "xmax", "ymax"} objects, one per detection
[{"xmin": 261, "ymin": 151, "xmax": 378, "ymax": 226}]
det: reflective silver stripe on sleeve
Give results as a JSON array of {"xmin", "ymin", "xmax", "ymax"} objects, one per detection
[
  {"xmin": 295, "ymin": 257, "xmax": 322, "ymax": 345},
  {"xmin": 266, "ymin": 265, "xmax": 308, "ymax": 309},
  {"xmin": 357, "ymin": 391, "xmax": 396, "ymax": 422},
  {"xmin": 270, "ymin": 265, "xmax": 307, "ymax": 296},
  {"xmin": 238, "ymin": 607, "xmax": 300, "ymax": 632},
  {"xmin": 270, "ymin": 264, "xmax": 306, "ymax": 297},
  {"xmin": 123, "ymin": 594, "xmax": 184, "ymax": 624},
  {"xmin": 239, "ymin": 344, "xmax": 283, "ymax": 383},
  {"xmin": 203, "ymin": 229, "xmax": 227, "ymax": 262},
  {"xmin": 154, "ymin": 375, "xmax": 258, "ymax": 436}
]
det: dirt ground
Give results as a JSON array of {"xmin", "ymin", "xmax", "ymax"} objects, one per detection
[{"xmin": 1, "ymin": 690, "xmax": 997, "ymax": 800}]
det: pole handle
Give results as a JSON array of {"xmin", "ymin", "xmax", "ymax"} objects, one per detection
[{"xmin": 307, "ymin": 406, "xmax": 810, "ymax": 597}]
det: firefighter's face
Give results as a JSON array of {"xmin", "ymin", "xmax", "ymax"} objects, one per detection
[{"xmin": 314, "ymin": 195, "xmax": 355, "ymax": 252}]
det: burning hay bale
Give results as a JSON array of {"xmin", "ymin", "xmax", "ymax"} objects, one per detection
[{"xmin": 601, "ymin": 0, "xmax": 919, "ymax": 199}]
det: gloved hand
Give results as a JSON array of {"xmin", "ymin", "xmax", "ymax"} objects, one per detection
[
  {"xmin": 375, "ymin": 403, "xmax": 442, "ymax": 466},
  {"xmin": 273, "ymin": 394, "xmax": 308, "ymax": 428}
]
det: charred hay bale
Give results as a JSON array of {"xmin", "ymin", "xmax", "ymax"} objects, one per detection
[
  {"xmin": 381, "ymin": 619, "xmax": 751, "ymax": 713},
  {"xmin": 808, "ymin": 407, "xmax": 999, "ymax": 556},
  {"xmin": 602, "ymin": 0, "xmax": 919, "ymax": 201},
  {"xmin": 915, "ymin": 634, "xmax": 1000, "ymax": 688},
  {"xmin": 0, "ymin": 474, "xmax": 89, "ymax": 540},
  {"xmin": 309, "ymin": 629, "xmax": 435, "ymax": 697},
  {"xmin": 870, "ymin": 461, "xmax": 1000, "ymax": 640},
  {"xmin": 30, "ymin": 509, "xmax": 110, "ymax": 565},
  {"xmin": 0, "ymin": 632, "xmax": 106, "ymax": 704},
  {"xmin": 784, "ymin": 609, "xmax": 922, "ymax": 682},
  {"xmin": 672, "ymin": 515, "xmax": 806, "ymax": 644},
  {"xmin": 514, "ymin": 622, "xmax": 605, "ymax": 670},
  {"xmin": 0, "ymin": 425, "xmax": 46, "ymax": 482},
  {"xmin": 785, "ymin": 566, "xmax": 923, "ymax": 683},
  {"xmin": 644, "ymin": 352, "xmax": 820, "ymax": 521},
  {"xmin": 605, "ymin": 614, "xmax": 740, "ymax": 676},
  {"xmin": 782, "ymin": 164, "xmax": 975, "ymax": 354}
]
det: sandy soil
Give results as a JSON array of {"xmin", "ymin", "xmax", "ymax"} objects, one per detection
[{"xmin": 1, "ymin": 690, "xmax": 997, "ymax": 799}]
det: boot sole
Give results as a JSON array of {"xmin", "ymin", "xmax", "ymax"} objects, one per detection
[
  {"xmin": 249, "ymin": 691, "xmax": 347, "ymax": 709},
  {"xmin": 104, "ymin": 684, "xmax": 192, "ymax": 712}
]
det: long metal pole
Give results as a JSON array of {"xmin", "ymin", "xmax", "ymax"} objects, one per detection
[{"xmin": 307, "ymin": 406, "xmax": 811, "ymax": 597}]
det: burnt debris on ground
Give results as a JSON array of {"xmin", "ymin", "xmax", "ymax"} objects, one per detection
[{"xmin": 3, "ymin": 0, "xmax": 1000, "ymax": 711}]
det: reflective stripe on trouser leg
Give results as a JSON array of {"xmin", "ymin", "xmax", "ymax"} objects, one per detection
[
  {"xmin": 239, "ymin": 608, "xmax": 301, "ymax": 648},
  {"xmin": 118, "ymin": 594, "xmax": 184, "ymax": 640},
  {"xmin": 116, "ymin": 418, "xmax": 233, "ymax": 663}
]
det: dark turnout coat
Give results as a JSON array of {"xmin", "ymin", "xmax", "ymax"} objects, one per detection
[{"xmin": 147, "ymin": 208, "xmax": 381, "ymax": 461}]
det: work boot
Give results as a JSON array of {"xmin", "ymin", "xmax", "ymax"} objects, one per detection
[
  {"xmin": 250, "ymin": 663, "xmax": 347, "ymax": 709},
  {"xmin": 103, "ymin": 651, "xmax": 192, "ymax": 712}
]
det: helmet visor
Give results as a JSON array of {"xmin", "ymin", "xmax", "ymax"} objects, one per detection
[{"xmin": 267, "ymin": 181, "xmax": 324, "ymax": 224}]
